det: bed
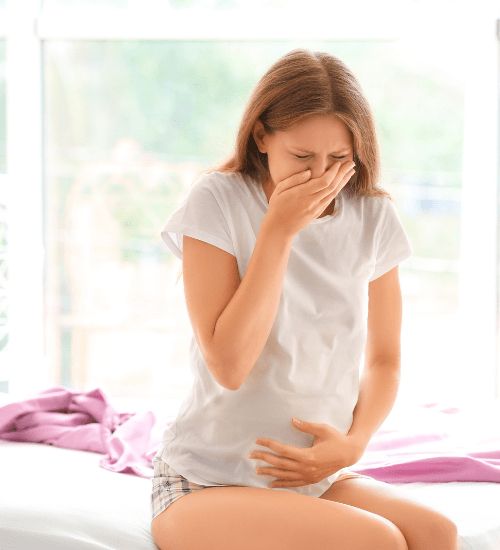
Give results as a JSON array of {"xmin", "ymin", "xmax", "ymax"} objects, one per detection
[
  {"xmin": 0, "ymin": 392, "xmax": 499, "ymax": 550},
  {"xmin": 1, "ymin": 442, "xmax": 499, "ymax": 549}
]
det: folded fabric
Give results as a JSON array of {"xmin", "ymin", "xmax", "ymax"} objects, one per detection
[
  {"xmin": 348, "ymin": 399, "xmax": 500, "ymax": 483},
  {"xmin": 1, "ymin": 386, "xmax": 499, "ymax": 483},
  {"xmin": 0, "ymin": 386, "xmax": 173, "ymax": 478}
]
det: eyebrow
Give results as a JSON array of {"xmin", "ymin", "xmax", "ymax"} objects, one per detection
[{"xmin": 293, "ymin": 147, "xmax": 352, "ymax": 155}]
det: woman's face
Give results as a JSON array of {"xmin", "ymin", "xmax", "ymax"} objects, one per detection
[{"xmin": 253, "ymin": 113, "xmax": 354, "ymax": 198}]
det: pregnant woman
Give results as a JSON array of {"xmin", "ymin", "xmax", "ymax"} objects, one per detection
[{"xmin": 151, "ymin": 48, "xmax": 459, "ymax": 550}]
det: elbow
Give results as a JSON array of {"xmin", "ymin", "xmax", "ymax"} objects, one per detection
[
  {"xmin": 217, "ymin": 371, "xmax": 241, "ymax": 392},
  {"xmin": 219, "ymin": 364, "xmax": 242, "ymax": 391},
  {"xmin": 207, "ymin": 342, "xmax": 244, "ymax": 391},
  {"xmin": 206, "ymin": 357, "xmax": 241, "ymax": 391},
  {"xmin": 225, "ymin": 380, "xmax": 241, "ymax": 391},
  {"xmin": 228, "ymin": 372, "xmax": 244, "ymax": 391}
]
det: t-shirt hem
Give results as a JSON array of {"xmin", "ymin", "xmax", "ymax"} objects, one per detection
[
  {"xmin": 161, "ymin": 226, "xmax": 235, "ymax": 260},
  {"xmin": 369, "ymin": 249, "xmax": 413, "ymax": 282}
]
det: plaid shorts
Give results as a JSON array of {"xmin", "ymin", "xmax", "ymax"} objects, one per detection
[
  {"xmin": 150, "ymin": 457, "xmax": 233, "ymax": 522},
  {"xmin": 150, "ymin": 456, "xmax": 371, "ymax": 522}
]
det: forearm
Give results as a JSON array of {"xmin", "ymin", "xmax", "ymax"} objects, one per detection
[
  {"xmin": 212, "ymin": 216, "xmax": 294, "ymax": 391},
  {"xmin": 347, "ymin": 361, "xmax": 401, "ymax": 450}
]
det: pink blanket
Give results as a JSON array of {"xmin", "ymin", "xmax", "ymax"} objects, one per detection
[
  {"xmin": 0, "ymin": 386, "xmax": 172, "ymax": 478},
  {"xmin": 349, "ymin": 399, "xmax": 500, "ymax": 483},
  {"xmin": 1, "ymin": 386, "xmax": 499, "ymax": 483}
]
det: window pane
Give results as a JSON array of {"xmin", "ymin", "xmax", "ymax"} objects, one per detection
[{"xmin": 44, "ymin": 40, "xmax": 464, "ymax": 404}]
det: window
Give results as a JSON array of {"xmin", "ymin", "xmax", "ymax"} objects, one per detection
[
  {"xmin": 43, "ymin": 39, "xmax": 466, "ymax": 406},
  {"xmin": 2, "ymin": 1, "xmax": 499, "ymax": 410}
]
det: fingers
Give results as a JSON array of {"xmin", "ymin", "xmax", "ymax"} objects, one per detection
[
  {"xmin": 343, "ymin": 167, "xmax": 356, "ymax": 182},
  {"xmin": 253, "ymin": 438, "xmax": 304, "ymax": 462},
  {"xmin": 259, "ymin": 469, "xmax": 305, "ymax": 488},
  {"xmin": 250, "ymin": 446, "xmax": 304, "ymax": 472},
  {"xmin": 256, "ymin": 466, "xmax": 301, "ymax": 479},
  {"xmin": 296, "ymin": 169, "xmax": 311, "ymax": 181},
  {"xmin": 324, "ymin": 160, "xmax": 355, "ymax": 186},
  {"xmin": 286, "ymin": 169, "xmax": 312, "ymax": 187},
  {"xmin": 319, "ymin": 160, "xmax": 343, "ymax": 185}
]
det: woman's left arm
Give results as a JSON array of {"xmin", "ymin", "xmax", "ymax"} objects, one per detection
[
  {"xmin": 347, "ymin": 265, "xmax": 403, "ymax": 454},
  {"xmin": 249, "ymin": 265, "xmax": 405, "ymax": 486}
]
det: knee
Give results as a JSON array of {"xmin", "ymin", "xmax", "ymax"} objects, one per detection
[
  {"xmin": 413, "ymin": 512, "xmax": 458, "ymax": 550},
  {"xmin": 389, "ymin": 525, "xmax": 409, "ymax": 550},
  {"xmin": 378, "ymin": 520, "xmax": 409, "ymax": 550},
  {"xmin": 432, "ymin": 516, "xmax": 459, "ymax": 550}
]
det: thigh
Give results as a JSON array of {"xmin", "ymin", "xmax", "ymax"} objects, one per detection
[
  {"xmin": 319, "ymin": 476, "xmax": 459, "ymax": 550},
  {"xmin": 151, "ymin": 482, "xmax": 408, "ymax": 550}
]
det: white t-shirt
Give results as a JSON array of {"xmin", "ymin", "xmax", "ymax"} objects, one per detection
[{"xmin": 155, "ymin": 170, "xmax": 413, "ymax": 498}]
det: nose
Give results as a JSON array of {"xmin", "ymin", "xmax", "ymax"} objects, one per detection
[{"xmin": 307, "ymin": 157, "xmax": 336, "ymax": 179}]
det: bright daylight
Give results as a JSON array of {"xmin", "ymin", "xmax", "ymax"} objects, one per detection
[{"xmin": 0, "ymin": 1, "xmax": 499, "ymax": 549}]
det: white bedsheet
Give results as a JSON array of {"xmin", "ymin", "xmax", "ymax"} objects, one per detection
[
  {"xmin": 390, "ymin": 480, "xmax": 500, "ymax": 549},
  {"xmin": 0, "ymin": 440, "xmax": 498, "ymax": 549},
  {"xmin": 0, "ymin": 441, "xmax": 157, "ymax": 550}
]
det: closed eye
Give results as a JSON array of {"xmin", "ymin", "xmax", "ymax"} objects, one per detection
[{"xmin": 293, "ymin": 154, "xmax": 347, "ymax": 159}]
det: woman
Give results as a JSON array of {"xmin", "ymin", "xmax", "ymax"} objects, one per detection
[{"xmin": 151, "ymin": 48, "xmax": 459, "ymax": 550}]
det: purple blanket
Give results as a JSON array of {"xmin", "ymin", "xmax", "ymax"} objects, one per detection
[
  {"xmin": 1, "ymin": 386, "xmax": 499, "ymax": 483},
  {"xmin": 0, "ymin": 386, "xmax": 172, "ymax": 478},
  {"xmin": 349, "ymin": 399, "xmax": 500, "ymax": 483}
]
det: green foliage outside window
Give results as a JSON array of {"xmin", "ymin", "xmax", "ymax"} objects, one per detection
[{"xmin": 46, "ymin": 40, "xmax": 463, "ymax": 271}]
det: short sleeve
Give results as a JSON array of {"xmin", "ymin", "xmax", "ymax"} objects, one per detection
[
  {"xmin": 369, "ymin": 198, "xmax": 413, "ymax": 282},
  {"xmin": 160, "ymin": 174, "xmax": 235, "ymax": 261}
]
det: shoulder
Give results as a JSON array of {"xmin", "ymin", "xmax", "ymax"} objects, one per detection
[
  {"xmin": 359, "ymin": 191, "xmax": 391, "ymax": 208},
  {"xmin": 190, "ymin": 171, "xmax": 254, "ymax": 210},
  {"xmin": 346, "ymin": 189, "xmax": 391, "ymax": 223},
  {"xmin": 193, "ymin": 170, "xmax": 248, "ymax": 193}
]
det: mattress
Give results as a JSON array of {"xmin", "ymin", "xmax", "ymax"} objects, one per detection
[{"xmin": 0, "ymin": 440, "xmax": 498, "ymax": 550}]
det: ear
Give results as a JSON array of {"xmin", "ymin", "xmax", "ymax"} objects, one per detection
[{"xmin": 252, "ymin": 119, "xmax": 268, "ymax": 154}]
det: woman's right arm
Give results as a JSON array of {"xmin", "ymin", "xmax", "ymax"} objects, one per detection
[
  {"xmin": 210, "ymin": 216, "xmax": 295, "ymax": 390},
  {"xmin": 184, "ymin": 163, "xmax": 354, "ymax": 390}
]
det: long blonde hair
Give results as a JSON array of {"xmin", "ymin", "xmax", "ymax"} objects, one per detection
[{"xmin": 175, "ymin": 48, "xmax": 391, "ymax": 286}]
